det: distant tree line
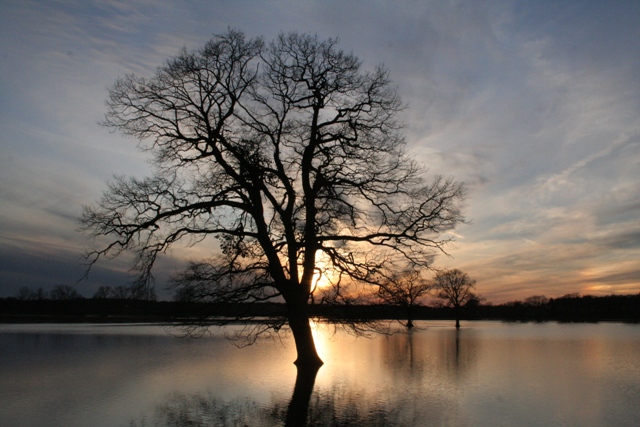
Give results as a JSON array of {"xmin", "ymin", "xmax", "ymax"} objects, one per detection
[
  {"xmin": 478, "ymin": 293, "xmax": 640, "ymax": 323},
  {"xmin": 14, "ymin": 284, "xmax": 157, "ymax": 301},
  {"xmin": 92, "ymin": 285, "xmax": 157, "ymax": 301},
  {"xmin": 2, "ymin": 287, "xmax": 638, "ymax": 324}
]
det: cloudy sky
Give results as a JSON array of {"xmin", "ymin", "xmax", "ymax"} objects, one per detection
[{"xmin": 1, "ymin": 0, "xmax": 638, "ymax": 302}]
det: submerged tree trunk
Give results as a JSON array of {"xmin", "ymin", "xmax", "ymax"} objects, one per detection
[
  {"xmin": 288, "ymin": 303, "xmax": 324, "ymax": 367},
  {"xmin": 406, "ymin": 319, "xmax": 414, "ymax": 329},
  {"xmin": 406, "ymin": 305, "xmax": 414, "ymax": 329},
  {"xmin": 455, "ymin": 305, "xmax": 461, "ymax": 329}
]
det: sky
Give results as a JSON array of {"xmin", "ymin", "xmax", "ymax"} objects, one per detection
[{"xmin": 0, "ymin": 0, "xmax": 639, "ymax": 303}]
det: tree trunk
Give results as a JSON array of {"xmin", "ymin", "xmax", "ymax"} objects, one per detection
[
  {"xmin": 406, "ymin": 319, "xmax": 414, "ymax": 329},
  {"xmin": 455, "ymin": 305, "xmax": 461, "ymax": 329},
  {"xmin": 406, "ymin": 306, "xmax": 414, "ymax": 329},
  {"xmin": 288, "ymin": 305, "xmax": 324, "ymax": 367}
]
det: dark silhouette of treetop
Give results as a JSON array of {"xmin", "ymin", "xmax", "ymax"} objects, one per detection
[
  {"xmin": 377, "ymin": 269, "xmax": 431, "ymax": 329},
  {"xmin": 433, "ymin": 269, "xmax": 476, "ymax": 329},
  {"xmin": 81, "ymin": 29, "xmax": 465, "ymax": 366},
  {"xmin": 50, "ymin": 284, "xmax": 82, "ymax": 300}
]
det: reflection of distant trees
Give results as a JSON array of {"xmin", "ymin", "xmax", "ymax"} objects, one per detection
[
  {"xmin": 381, "ymin": 331, "xmax": 426, "ymax": 376},
  {"xmin": 380, "ymin": 328, "xmax": 479, "ymax": 385},
  {"xmin": 440, "ymin": 329, "xmax": 479, "ymax": 382}
]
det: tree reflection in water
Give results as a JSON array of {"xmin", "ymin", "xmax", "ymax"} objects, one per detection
[
  {"xmin": 130, "ymin": 328, "xmax": 479, "ymax": 427},
  {"xmin": 440, "ymin": 328, "xmax": 480, "ymax": 383},
  {"xmin": 381, "ymin": 327, "xmax": 479, "ymax": 385},
  {"xmin": 130, "ymin": 365, "xmax": 404, "ymax": 427}
]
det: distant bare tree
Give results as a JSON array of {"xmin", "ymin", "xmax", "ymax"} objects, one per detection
[
  {"xmin": 93, "ymin": 285, "xmax": 112, "ymax": 299},
  {"xmin": 559, "ymin": 292, "xmax": 581, "ymax": 299},
  {"xmin": 16, "ymin": 286, "xmax": 35, "ymax": 301},
  {"xmin": 16, "ymin": 286, "xmax": 47, "ymax": 300},
  {"xmin": 33, "ymin": 287, "xmax": 47, "ymax": 300},
  {"xmin": 463, "ymin": 292, "xmax": 486, "ymax": 308},
  {"xmin": 110, "ymin": 285, "xmax": 130, "ymax": 299},
  {"xmin": 130, "ymin": 284, "xmax": 157, "ymax": 301},
  {"xmin": 432, "ymin": 269, "xmax": 476, "ymax": 328},
  {"xmin": 377, "ymin": 269, "xmax": 431, "ymax": 329},
  {"xmin": 50, "ymin": 284, "xmax": 82, "ymax": 300},
  {"xmin": 524, "ymin": 295, "xmax": 549, "ymax": 307},
  {"xmin": 82, "ymin": 29, "xmax": 465, "ymax": 366}
]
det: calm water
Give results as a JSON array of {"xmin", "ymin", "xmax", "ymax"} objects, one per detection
[{"xmin": 1, "ymin": 321, "xmax": 639, "ymax": 427}]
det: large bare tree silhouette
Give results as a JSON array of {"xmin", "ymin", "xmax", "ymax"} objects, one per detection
[{"xmin": 81, "ymin": 29, "xmax": 465, "ymax": 366}]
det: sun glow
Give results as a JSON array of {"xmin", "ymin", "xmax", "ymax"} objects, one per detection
[
  {"xmin": 310, "ymin": 319, "xmax": 333, "ymax": 361},
  {"xmin": 310, "ymin": 252, "xmax": 338, "ymax": 292},
  {"xmin": 312, "ymin": 268, "xmax": 330, "ymax": 290}
]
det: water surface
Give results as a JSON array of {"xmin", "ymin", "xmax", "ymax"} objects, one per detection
[{"xmin": 1, "ymin": 321, "xmax": 638, "ymax": 426}]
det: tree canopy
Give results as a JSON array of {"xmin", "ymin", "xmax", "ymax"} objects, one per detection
[
  {"xmin": 81, "ymin": 29, "xmax": 465, "ymax": 365},
  {"xmin": 433, "ymin": 269, "xmax": 476, "ymax": 328},
  {"xmin": 376, "ymin": 270, "xmax": 431, "ymax": 329}
]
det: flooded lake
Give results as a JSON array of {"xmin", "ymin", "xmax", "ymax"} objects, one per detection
[{"xmin": 1, "ymin": 321, "xmax": 639, "ymax": 426}]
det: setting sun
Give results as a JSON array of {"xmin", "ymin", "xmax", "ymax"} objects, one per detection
[{"xmin": 309, "ymin": 252, "xmax": 337, "ymax": 292}]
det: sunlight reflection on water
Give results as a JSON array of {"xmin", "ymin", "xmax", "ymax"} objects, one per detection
[{"xmin": 1, "ymin": 321, "xmax": 639, "ymax": 426}]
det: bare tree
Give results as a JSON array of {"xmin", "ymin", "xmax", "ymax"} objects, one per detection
[
  {"xmin": 93, "ymin": 285, "xmax": 112, "ymax": 299},
  {"xmin": 50, "ymin": 284, "xmax": 82, "ymax": 300},
  {"xmin": 463, "ymin": 292, "xmax": 485, "ymax": 308},
  {"xmin": 34, "ymin": 287, "xmax": 47, "ymax": 300},
  {"xmin": 16, "ymin": 286, "xmax": 48, "ymax": 300},
  {"xmin": 81, "ymin": 30, "xmax": 465, "ymax": 366},
  {"xmin": 524, "ymin": 295, "xmax": 549, "ymax": 306},
  {"xmin": 377, "ymin": 269, "xmax": 431, "ymax": 329},
  {"xmin": 16, "ymin": 286, "xmax": 35, "ymax": 301},
  {"xmin": 432, "ymin": 269, "xmax": 476, "ymax": 328},
  {"xmin": 110, "ymin": 285, "xmax": 130, "ymax": 300}
]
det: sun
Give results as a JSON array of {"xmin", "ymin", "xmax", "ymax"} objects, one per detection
[
  {"xmin": 310, "ymin": 252, "xmax": 336, "ymax": 291},
  {"xmin": 312, "ymin": 267, "xmax": 330, "ymax": 290}
]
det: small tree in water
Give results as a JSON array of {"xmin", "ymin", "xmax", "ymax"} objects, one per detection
[
  {"xmin": 81, "ymin": 30, "xmax": 465, "ymax": 366},
  {"xmin": 432, "ymin": 269, "xmax": 476, "ymax": 329},
  {"xmin": 377, "ymin": 269, "xmax": 432, "ymax": 329}
]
